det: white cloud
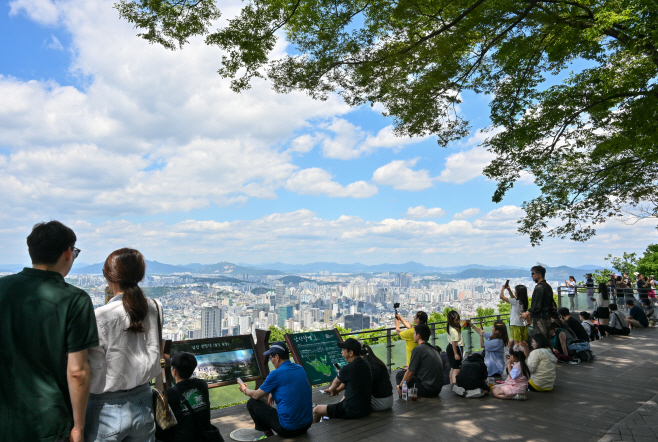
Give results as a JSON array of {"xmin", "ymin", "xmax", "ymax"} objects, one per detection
[
  {"xmin": 10, "ymin": 0, "xmax": 60, "ymax": 25},
  {"xmin": 319, "ymin": 119, "xmax": 428, "ymax": 160},
  {"xmin": 46, "ymin": 35, "xmax": 64, "ymax": 50},
  {"xmin": 287, "ymin": 134, "xmax": 320, "ymax": 154},
  {"xmin": 453, "ymin": 208, "xmax": 481, "ymax": 220},
  {"xmin": 372, "ymin": 159, "xmax": 434, "ymax": 191},
  {"xmin": 437, "ymin": 146, "xmax": 496, "ymax": 184},
  {"xmin": 405, "ymin": 206, "xmax": 447, "ymax": 219},
  {"xmin": 285, "ymin": 168, "xmax": 378, "ymax": 198}
]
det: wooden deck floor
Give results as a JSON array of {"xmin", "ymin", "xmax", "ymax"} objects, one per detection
[{"xmin": 211, "ymin": 327, "xmax": 658, "ymax": 442}]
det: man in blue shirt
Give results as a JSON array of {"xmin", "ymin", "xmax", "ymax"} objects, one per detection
[
  {"xmin": 626, "ymin": 299, "xmax": 649, "ymax": 329},
  {"xmin": 239, "ymin": 341, "xmax": 313, "ymax": 438}
]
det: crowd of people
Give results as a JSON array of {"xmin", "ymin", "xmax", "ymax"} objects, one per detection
[{"xmin": 2, "ymin": 221, "xmax": 654, "ymax": 442}]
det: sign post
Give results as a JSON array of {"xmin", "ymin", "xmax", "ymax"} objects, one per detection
[{"xmin": 284, "ymin": 329, "xmax": 347, "ymax": 386}]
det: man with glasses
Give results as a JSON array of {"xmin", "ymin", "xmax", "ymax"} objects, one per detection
[
  {"xmin": 239, "ymin": 341, "xmax": 313, "ymax": 439},
  {"xmin": 0, "ymin": 221, "xmax": 98, "ymax": 442},
  {"xmin": 521, "ymin": 265, "xmax": 554, "ymax": 340}
]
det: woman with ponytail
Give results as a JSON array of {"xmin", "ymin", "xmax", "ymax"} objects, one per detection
[{"xmin": 86, "ymin": 248, "xmax": 162, "ymax": 442}]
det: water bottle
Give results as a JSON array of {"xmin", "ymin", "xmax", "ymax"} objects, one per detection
[{"xmin": 402, "ymin": 381, "xmax": 408, "ymax": 401}]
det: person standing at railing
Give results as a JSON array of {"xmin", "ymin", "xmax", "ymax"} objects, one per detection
[
  {"xmin": 521, "ymin": 266, "xmax": 554, "ymax": 341},
  {"xmin": 395, "ymin": 310, "xmax": 428, "ymax": 366},
  {"xmin": 585, "ymin": 273, "xmax": 595, "ymax": 308},
  {"xmin": 594, "ymin": 283, "xmax": 610, "ymax": 326},
  {"xmin": 0, "ymin": 221, "xmax": 98, "ymax": 442},
  {"xmin": 565, "ymin": 276, "xmax": 577, "ymax": 311},
  {"xmin": 446, "ymin": 311, "xmax": 464, "ymax": 384},
  {"xmin": 499, "ymin": 282, "xmax": 529, "ymax": 345}
]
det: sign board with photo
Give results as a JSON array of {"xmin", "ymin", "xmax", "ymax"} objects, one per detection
[
  {"xmin": 285, "ymin": 329, "xmax": 347, "ymax": 386},
  {"xmin": 169, "ymin": 335, "xmax": 262, "ymax": 388}
]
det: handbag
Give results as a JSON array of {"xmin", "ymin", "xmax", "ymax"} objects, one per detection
[
  {"xmin": 152, "ymin": 299, "xmax": 178, "ymax": 430},
  {"xmin": 175, "ymin": 386, "xmax": 224, "ymax": 442}
]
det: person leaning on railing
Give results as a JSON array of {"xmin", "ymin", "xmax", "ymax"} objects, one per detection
[{"xmin": 395, "ymin": 310, "xmax": 428, "ymax": 366}]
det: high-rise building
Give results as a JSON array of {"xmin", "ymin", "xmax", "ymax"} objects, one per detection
[
  {"xmin": 344, "ymin": 313, "xmax": 371, "ymax": 331},
  {"xmin": 396, "ymin": 272, "xmax": 413, "ymax": 288},
  {"xmin": 278, "ymin": 305, "xmax": 294, "ymax": 328},
  {"xmin": 275, "ymin": 283, "xmax": 285, "ymax": 306},
  {"xmin": 238, "ymin": 315, "xmax": 252, "ymax": 335},
  {"xmin": 324, "ymin": 309, "xmax": 331, "ymax": 323},
  {"xmin": 200, "ymin": 307, "xmax": 224, "ymax": 339}
]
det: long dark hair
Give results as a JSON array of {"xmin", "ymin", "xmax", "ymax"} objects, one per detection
[
  {"xmin": 446, "ymin": 310, "xmax": 461, "ymax": 333},
  {"xmin": 491, "ymin": 323, "xmax": 509, "ymax": 346},
  {"xmin": 508, "ymin": 346, "xmax": 531, "ymax": 379},
  {"xmin": 104, "ymin": 248, "xmax": 148, "ymax": 333},
  {"xmin": 361, "ymin": 344, "xmax": 387, "ymax": 370},
  {"xmin": 531, "ymin": 332, "xmax": 551, "ymax": 349},
  {"xmin": 598, "ymin": 282, "xmax": 609, "ymax": 300},
  {"xmin": 515, "ymin": 285, "xmax": 528, "ymax": 311}
]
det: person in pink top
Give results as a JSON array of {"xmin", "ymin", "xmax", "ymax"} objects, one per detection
[{"xmin": 491, "ymin": 344, "xmax": 530, "ymax": 401}]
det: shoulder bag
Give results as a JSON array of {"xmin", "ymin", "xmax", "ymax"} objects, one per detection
[
  {"xmin": 174, "ymin": 385, "xmax": 224, "ymax": 442},
  {"xmin": 152, "ymin": 299, "xmax": 178, "ymax": 430}
]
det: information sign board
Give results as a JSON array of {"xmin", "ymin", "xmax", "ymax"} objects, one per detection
[
  {"xmin": 169, "ymin": 335, "xmax": 262, "ymax": 387},
  {"xmin": 285, "ymin": 329, "xmax": 347, "ymax": 385}
]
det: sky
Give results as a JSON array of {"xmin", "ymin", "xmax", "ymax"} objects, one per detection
[{"xmin": 0, "ymin": 0, "xmax": 655, "ymax": 268}]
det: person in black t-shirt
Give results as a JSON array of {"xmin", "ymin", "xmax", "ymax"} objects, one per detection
[
  {"xmin": 361, "ymin": 344, "xmax": 393, "ymax": 411},
  {"xmin": 557, "ymin": 307, "xmax": 590, "ymax": 341},
  {"xmin": 156, "ymin": 352, "xmax": 219, "ymax": 442},
  {"xmin": 396, "ymin": 324, "xmax": 444, "ymax": 398},
  {"xmin": 313, "ymin": 338, "xmax": 372, "ymax": 423}
]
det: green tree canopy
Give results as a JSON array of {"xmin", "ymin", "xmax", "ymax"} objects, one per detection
[
  {"xmin": 117, "ymin": 0, "xmax": 658, "ymax": 244},
  {"xmin": 605, "ymin": 251, "xmax": 639, "ymax": 276},
  {"xmin": 637, "ymin": 245, "xmax": 658, "ymax": 278}
]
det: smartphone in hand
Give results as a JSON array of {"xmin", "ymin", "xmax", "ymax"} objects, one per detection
[
  {"xmin": 333, "ymin": 362, "xmax": 341, "ymax": 371},
  {"xmin": 505, "ymin": 280, "xmax": 510, "ymax": 287},
  {"xmin": 237, "ymin": 377, "xmax": 244, "ymax": 385}
]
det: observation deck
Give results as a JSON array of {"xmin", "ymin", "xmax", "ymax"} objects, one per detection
[{"xmin": 211, "ymin": 326, "xmax": 658, "ymax": 442}]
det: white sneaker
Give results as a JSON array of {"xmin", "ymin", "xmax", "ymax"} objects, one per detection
[
  {"xmin": 452, "ymin": 384, "xmax": 466, "ymax": 397},
  {"xmin": 513, "ymin": 393, "xmax": 528, "ymax": 401},
  {"xmin": 466, "ymin": 388, "xmax": 485, "ymax": 398}
]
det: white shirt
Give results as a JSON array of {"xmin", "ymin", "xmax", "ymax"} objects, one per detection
[
  {"xmin": 566, "ymin": 281, "xmax": 576, "ymax": 295},
  {"xmin": 509, "ymin": 298, "xmax": 525, "ymax": 326},
  {"xmin": 88, "ymin": 294, "xmax": 163, "ymax": 394}
]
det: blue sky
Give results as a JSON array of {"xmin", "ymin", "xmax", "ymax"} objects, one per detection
[{"xmin": 0, "ymin": 0, "xmax": 654, "ymax": 268}]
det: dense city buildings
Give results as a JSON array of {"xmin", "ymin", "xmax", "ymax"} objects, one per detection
[{"xmin": 38, "ymin": 269, "xmax": 560, "ymax": 342}]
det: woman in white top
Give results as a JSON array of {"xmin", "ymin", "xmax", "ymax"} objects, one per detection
[
  {"xmin": 565, "ymin": 276, "xmax": 577, "ymax": 311},
  {"xmin": 499, "ymin": 282, "xmax": 528, "ymax": 344},
  {"xmin": 594, "ymin": 282, "xmax": 611, "ymax": 326},
  {"xmin": 86, "ymin": 248, "xmax": 162, "ymax": 442}
]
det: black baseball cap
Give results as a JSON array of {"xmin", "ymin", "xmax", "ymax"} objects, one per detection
[
  {"xmin": 263, "ymin": 341, "xmax": 289, "ymax": 356},
  {"xmin": 337, "ymin": 338, "xmax": 362, "ymax": 354}
]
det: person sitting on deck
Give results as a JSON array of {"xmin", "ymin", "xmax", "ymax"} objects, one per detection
[
  {"xmin": 240, "ymin": 341, "xmax": 313, "ymax": 439},
  {"xmin": 626, "ymin": 299, "xmax": 649, "ymax": 329},
  {"xmin": 156, "ymin": 352, "xmax": 219, "ymax": 442},
  {"xmin": 549, "ymin": 322, "xmax": 578, "ymax": 363},
  {"xmin": 395, "ymin": 324, "xmax": 444, "ymax": 398},
  {"xmin": 579, "ymin": 311, "xmax": 599, "ymax": 341},
  {"xmin": 313, "ymin": 338, "xmax": 372, "ymax": 423},
  {"xmin": 452, "ymin": 352, "xmax": 490, "ymax": 398},
  {"xmin": 395, "ymin": 310, "xmax": 428, "ymax": 366},
  {"xmin": 520, "ymin": 333, "xmax": 557, "ymax": 392},
  {"xmin": 641, "ymin": 299, "xmax": 657, "ymax": 326},
  {"xmin": 598, "ymin": 304, "xmax": 631, "ymax": 336},
  {"xmin": 557, "ymin": 307, "xmax": 591, "ymax": 342},
  {"xmin": 361, "ymin": 344, "xmax": 394, "ymax": 411},
  {"xmin": 491, "ymin": 344, "xmax": 530, "ymax": 401},
  {"xmin": 471, "ymin": 321, "xmax": 509, "ymax": 377}
]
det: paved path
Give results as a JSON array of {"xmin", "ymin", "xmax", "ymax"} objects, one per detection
[{"xmin": 211, "ymin": 327, "xmax": 658, "ymax": 441}]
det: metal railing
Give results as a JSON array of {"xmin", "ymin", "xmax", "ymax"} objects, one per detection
[
  {"xmin": 557, "ymin": 286, "xmax": 652, "ymax": 312},
  {"xmin": 339, "ymin": 313, "xmax": 511, "ymax": 373}
]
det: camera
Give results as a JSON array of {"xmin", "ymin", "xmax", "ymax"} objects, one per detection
[{"xmin": 393, "ymin": 302, "xmax": 400, "ymax": 315}]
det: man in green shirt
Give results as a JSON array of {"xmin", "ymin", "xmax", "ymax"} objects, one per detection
[
  {"xmin": 395, "ymin": 311, "xmax": 428, "ymax": 366},
  {"xmin": 0, "ymin": 221, "xmax": 98, "ymax": 442}
]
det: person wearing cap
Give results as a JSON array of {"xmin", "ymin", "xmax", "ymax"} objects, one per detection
[
  {"xmin": 239, "ymin": 341, "xmax": 313, "ymax": 438},
  {"xmin": 313, "ymin": 338, "xmax": 372, "ymax": 423}
]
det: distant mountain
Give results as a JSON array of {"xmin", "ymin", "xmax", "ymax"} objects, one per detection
[
  {"xmin": 71, "ymin": 260, "xmax": 190, "ymax": 274},
  {"xmin": 191, "ymin": 262, "xmax": 283, "ymax": 276},
  {"xmin": 276, "ymin": 275, "xmax": 313, "ymax": 284},
  {"xmin": 573, "ymin": 264, "xmax": 605, "ymax": 270},
  {"xmin": 445, "ymin": 265, "xmax": 603, "ymax": 280},
  {"xmin": 181, "ymin": 263, "xmax": 205, "ymax": 270},
  {"xmin": 252, "ymin": 261, "xmax": 526, "ymax": 274}
]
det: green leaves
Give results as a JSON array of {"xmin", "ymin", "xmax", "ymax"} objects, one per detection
[{"xmin": 117, "ymin": 0, "xmax": 658, "ymax": 243}]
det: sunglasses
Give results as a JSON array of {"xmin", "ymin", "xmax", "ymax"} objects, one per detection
[{"xmin": 71, "ymin": 247, "xmax": 81, "ymax": 259}]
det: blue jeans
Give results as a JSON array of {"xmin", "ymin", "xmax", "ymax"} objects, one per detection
[{"xmin": 85, "ymin": 383, "xmax": 155, "ymax": 442}]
